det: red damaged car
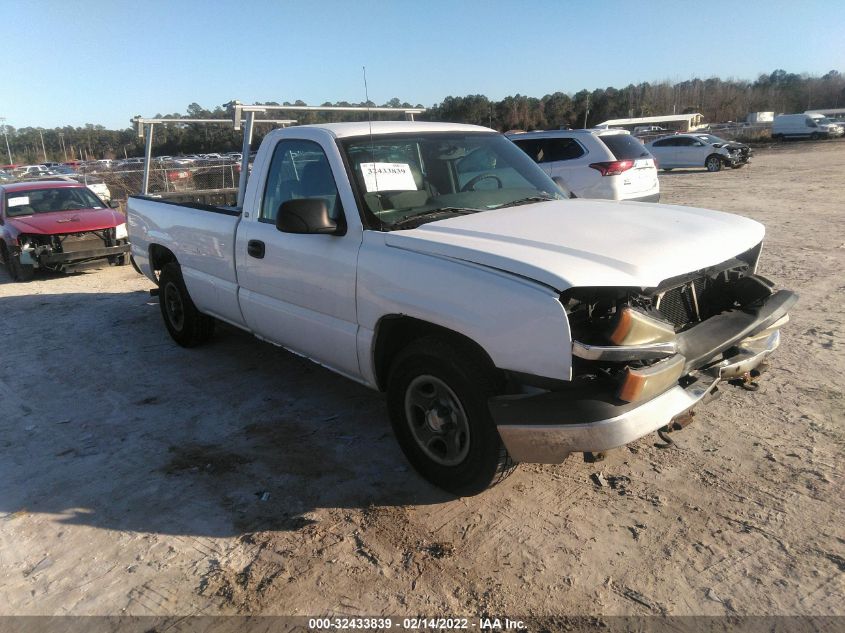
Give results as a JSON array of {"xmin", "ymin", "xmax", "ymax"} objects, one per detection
[{"xmin": 0, "ymin": 181, "xmax": 130, "ymax": 281}]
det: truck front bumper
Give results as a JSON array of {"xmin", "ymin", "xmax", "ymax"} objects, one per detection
[{"xmin": 491, "ymin": 290, "xmax": 796, "ymax": 463}]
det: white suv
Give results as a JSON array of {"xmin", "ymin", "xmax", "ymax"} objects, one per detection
[{"xmin": 507, "ymin": 129, "xmax": 659, "ymax": 202}]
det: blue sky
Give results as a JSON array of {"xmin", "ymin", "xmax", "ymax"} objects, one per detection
[{"xmin": 4, "ymin": 0, "xmax": 843, "ymax": 130}]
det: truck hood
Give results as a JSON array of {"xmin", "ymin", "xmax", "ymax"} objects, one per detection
[
  {"xmin": 384, "ymin": 200, "xmax": 765, "ymax": 290},
  {"xmin": 8, "ymin": 208, "xmax": 124, "ymax": 235}
]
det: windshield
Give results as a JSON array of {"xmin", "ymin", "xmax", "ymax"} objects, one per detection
[
  {"xmin": 696, "ymin": 134, "xmax": 730, "ymax": 144},
  {"xmin": 812, "ymin": 117, "xmax": 833, "ymax": 125},
  {"xmin": 341, "ymin": 132, "xmax": 565, "ymax": 230},
  {"xmin": 5, "ymin": 187, "xmax": 106, "ymax": 217}
]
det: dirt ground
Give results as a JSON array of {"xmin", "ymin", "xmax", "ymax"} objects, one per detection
[{"xmin": 0, "ymin": 140, "xmax": 843, "ymax": 620}]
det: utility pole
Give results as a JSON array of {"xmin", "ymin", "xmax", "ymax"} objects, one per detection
[
  {"xmin": 583, "ymin": 96, "xmax": 590, "ymax": 129},
  {"xmin": 39, "ymin": 129, "xmax": 47, "ymax": 161},
  {"xmin": 59, "ymin": 132, "xmax": 67, "ymax": 161},
  {"xmin": 0, "ymin": 117, "xmax": 13, "ymax": 164}
]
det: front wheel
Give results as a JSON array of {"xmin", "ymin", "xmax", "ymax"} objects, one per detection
[
  {"xmin": 705, "ymin": 155, "xmax": 723, "ymax": 172},
  {"xmin": 158, "ymin": 262, "xmax": 215, "ymax": 347},
  {"xmin": 7, "ymin": 249, "xmax": 34, "ymax": 282},
  {"xmin": 387, "ymin": 336, "xmax": 515, "ymax": 496},
  {"xmin": 810, "ymin": 132, "xmax": 820, "ymax": 141}
]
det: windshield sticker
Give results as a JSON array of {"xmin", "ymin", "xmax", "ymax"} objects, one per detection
[
  {"xmin": 8, "ymin": 196, "xmax": 29, "ymax": 207},
  {"xmin": 361, "ymin": 162, "xmax": 417, "ymax": 192}
]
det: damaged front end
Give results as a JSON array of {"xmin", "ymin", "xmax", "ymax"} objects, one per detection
[
  {"xmin": 491, "ymin": 244, "xmax": 798, "ymax": 463},
  {"xmin": 18, "ymin": 227, "xmax": 130, "ymax": 271},
  {"xmin": 564, "ymin": 244, "xmax": 788, "ymax": 402}
]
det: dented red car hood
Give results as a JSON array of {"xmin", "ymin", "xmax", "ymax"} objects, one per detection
[{"xmin": 8, "ymin": 208, "xmax": 124, "ymax": 235}]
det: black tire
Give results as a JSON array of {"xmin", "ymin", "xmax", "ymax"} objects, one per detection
[
  {"xmin": 662, "ymin": 168, "xmax": 673, "ymax": 172},
  {"xmin": 158, "ymin": 262, "xmax": 215, "ymax": 347},
  {"xmin": 731, "ymin": 163, "xmax": 745, "ymax": 169},
  {"xmin": 386, "ymin": 336, "xmax": 516, "ymax": 496},
  {"xmin": 810, "ymin": 132, "xmax": 820, "ymax": 141},
  {"xmin": 705, "ymin": 155, "xmax": 723, "ymax": 172},
  {"xmin": 772, "ymin": 134, "xmax": 783, "ymax": 142},
  {"xmin": 112, "ymin": 254, "xmax": 128, "ymax": 266},
  {"xmin": 7, "ymin": 249, "xmax": 34, "ymax": 282}
]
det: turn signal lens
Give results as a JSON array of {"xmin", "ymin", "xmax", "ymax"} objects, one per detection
[
  {"xmin": 610, "ymin": 307, "xmax": 676, "ymax": 345},
  {"xmin": 618, "ymin": 355, "xmax": 685, "ymax": 403}
]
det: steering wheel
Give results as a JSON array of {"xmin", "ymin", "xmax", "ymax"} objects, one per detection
[{"xmin": 461, "ymin": 173, "xmax": 503, "ymax": 192}]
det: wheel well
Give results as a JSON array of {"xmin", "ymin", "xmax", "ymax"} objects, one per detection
[
  {"xmin": 148, "ymin": 244, "xmax": 177, "ymax": 281},
  {"xmin": 372, "ymin": 316, "xmax": 496, "ymax": 391},
  {"xmin": 706, "ymin": 153, "xmax": 723, "ymax": 163}
]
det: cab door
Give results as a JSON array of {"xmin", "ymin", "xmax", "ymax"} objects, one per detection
[{"xmin": 235, "ymin": 135, "xmax": 364, "ymax": 379}]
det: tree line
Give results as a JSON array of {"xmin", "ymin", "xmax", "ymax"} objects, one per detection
[{"xmin": 4, "ymin": 69, "xmax": 843, "ymax": 165}]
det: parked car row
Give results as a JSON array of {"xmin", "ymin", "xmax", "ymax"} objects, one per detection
[{"xmin": 0, "ymin": 165, "xmax": 114, "ymax": 201}]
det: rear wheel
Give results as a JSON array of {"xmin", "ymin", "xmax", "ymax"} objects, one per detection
[
  {"xmin": 705, "ymin": 155, "xmax": 723, "ymax": 172},
  {"xmin": 387, "ymin": 336, "xmax": 515, "ymax": 496},
  {"xmin": 158, "ymin": 262, "xmax": 215, "ymax": 347}
]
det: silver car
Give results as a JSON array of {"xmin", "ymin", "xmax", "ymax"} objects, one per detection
[{"xmin": 645, "ymin": 134, "xmax": 750, "ymax": 172}]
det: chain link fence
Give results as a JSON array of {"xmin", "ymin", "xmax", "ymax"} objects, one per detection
[{"xmin": 80, "ymin": 160, "xmax": 243, "ymax": 202}]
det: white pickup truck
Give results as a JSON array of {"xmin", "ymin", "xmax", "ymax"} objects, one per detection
[{"xmin": 128, "ymin": 121, "xmax": 796, "ymax": 495}]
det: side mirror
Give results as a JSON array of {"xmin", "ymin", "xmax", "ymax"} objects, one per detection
[
  {"xmin": 108, "ymin": 200, "xmax": 120, "ymax": 208},
  {"xmin": 552, "ymin": 176, "xmax": 574, "ymax": 199},
  {"xmin": 276, "ymin": 198, "xmax": 337, "ymax": 234}
]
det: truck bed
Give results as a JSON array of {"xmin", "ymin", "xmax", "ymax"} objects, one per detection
[{"xmin": 128, "ymin": 195, "xmax": 245, "ymax": 326}]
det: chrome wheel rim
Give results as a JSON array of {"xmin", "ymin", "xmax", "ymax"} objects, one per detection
[
  {"xmin": 707, "ymin": 158, "xmax": 719, "ymax": 171},
  {"xmin": 163, "ymin": 282, "xmax": 185, "ymax": 331},
  {"xmin": 404, "ymin": 374, "xmax": 470, "ymax": 466}
]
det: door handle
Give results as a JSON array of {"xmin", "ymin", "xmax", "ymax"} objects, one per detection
[{"xmin": 247, "ymin": 239, "xmax": 265, "ymax": 259}]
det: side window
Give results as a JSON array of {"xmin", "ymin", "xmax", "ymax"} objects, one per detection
[
  {"xmin": 652, "ymin": 139, "xmax": 669, "ymax": 147},
  {"xmin": 260, "ymin": 139, "xmax": 342, "ymax": 223},
  {"xmin": 541, "ymin": 138, "xmax": 585, "ymax": 162},
  {"xmin": 676, "ymin": 137, "xmax": 694, "ymax": 147},
  {"xmin": 805, "ymin": 118, "xmax": 817, "ymax": 128},
  {"xmin": 511, "ymin": 139, "xmax": 544, "ymax": 162}
]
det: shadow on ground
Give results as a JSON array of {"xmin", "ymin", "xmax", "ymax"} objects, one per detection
[{"xmin": 0, "ymin": 282, "xmax": 453, "ymax": 539}]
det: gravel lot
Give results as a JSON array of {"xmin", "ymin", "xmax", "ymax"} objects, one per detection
[{"xmin": 1, "ymin": 140, "xmax": 842, "ymax": 619}]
